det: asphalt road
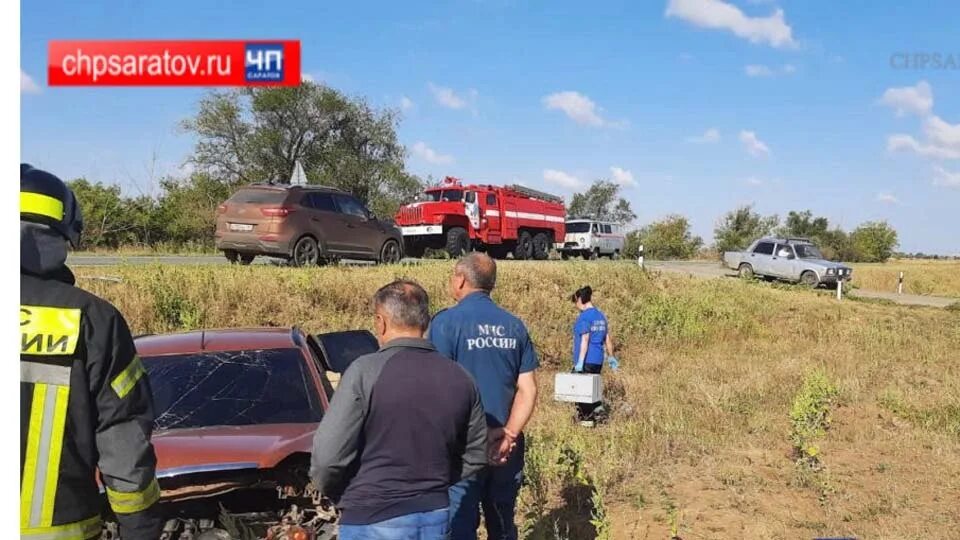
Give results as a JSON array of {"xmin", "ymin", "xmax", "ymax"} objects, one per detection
[{"xmin": 68, "ymin": 255, "xmax": 957, "ymax": 309}]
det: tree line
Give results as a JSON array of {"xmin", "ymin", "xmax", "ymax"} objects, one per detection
[
  {"xmin": 68, "ymin": 82, "xmax": 902, "ymax": 262},
  {"xmin": 70, "ymin": 82, "xmax": 424, "ymax": 250},
  {"xmin": 566, "ymin": 180, "xmax": 901, "ymax": 263}
]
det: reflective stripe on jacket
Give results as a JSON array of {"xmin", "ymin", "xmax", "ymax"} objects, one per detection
[{"xmin": 21, "ymin": 270, "xmax": 163, "ymax": 540}]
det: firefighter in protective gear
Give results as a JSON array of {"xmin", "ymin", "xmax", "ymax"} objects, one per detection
[{"xmin": 21, "ymin": 164, "xmax": 163, "ymax": 539}]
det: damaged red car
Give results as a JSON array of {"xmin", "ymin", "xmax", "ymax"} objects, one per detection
[{"xmin": 102, "ymin": 327, "xmax": 378, "ymax": 540}]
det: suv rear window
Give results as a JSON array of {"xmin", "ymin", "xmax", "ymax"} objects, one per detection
[
  {"xmin": 305, "ymin": 192, "xmax": 337, "ymax": 211},
  {"xmin": 229, "ymin": 189, "xmax": 288, "ymax": 205},
  {"xmin": 142, "ymin": 348, "xmax": 322, "ymax": 431}
]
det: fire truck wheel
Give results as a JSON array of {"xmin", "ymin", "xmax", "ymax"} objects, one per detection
[
  {"xmin": 561, "ymin": 252, "xmax": 570, "ymax": 260},
  {"xmin": 514, "ymin": 231, "xmax": 534, "ymax": 260},
  {"xmin": 446, "ymin": 227, "xmax": 470, "ymax": 257},
  {"xmin": 532, "ymin": 233, "xmax": 550, "ymax": 260}
]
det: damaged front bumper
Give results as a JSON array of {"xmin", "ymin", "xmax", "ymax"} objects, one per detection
[{"xmin": 101, "ymin": 459, "xmax": 337, "ymax": 540}]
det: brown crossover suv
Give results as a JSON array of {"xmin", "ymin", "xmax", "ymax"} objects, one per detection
[{"xmin": 215, "ymin": 184, "xmax": 404, "ymax": 266}]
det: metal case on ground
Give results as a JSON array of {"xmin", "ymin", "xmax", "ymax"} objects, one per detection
[{"xmin": 554, "ymin": 373, "xmax": 603, "ymax": 403}]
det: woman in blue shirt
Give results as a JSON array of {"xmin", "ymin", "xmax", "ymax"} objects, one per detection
[{"xmin": 571, "ymin": 286, "xmax": 616, "ymax": 424}]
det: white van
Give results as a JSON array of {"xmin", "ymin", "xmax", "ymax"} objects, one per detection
[{"xmin": 557, "ymin": 219, "xmax": 625, "ymax": 259}]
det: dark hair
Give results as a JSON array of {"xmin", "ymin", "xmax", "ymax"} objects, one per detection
[
  {"xmin": 373, "ymin": 280, "xmax": 431, "ymax": 331},
  {"xmin": 455, "ymin": 252, "xmax": 497, "ymax": 291},
  {"xmin": 572, "ymin": 285, "xmax": 593, "ymax": 303}
]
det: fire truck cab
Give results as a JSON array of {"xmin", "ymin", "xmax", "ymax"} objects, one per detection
[{"xmin": 395, "ymin": 177, "xmax": 566, "ymax": 259}]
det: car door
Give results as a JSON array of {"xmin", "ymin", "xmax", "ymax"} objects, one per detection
[
  {"xmin": 333, "ymin": 193, "xmax": 382, "ymax": 256},
  {"xmin": 772, "ymin": 243, "xmax": 798, "ymax": 279},
  {"xmin": 749, "ymin": 241, "xmax": 776, "ymax": 275},
  {"xmin": 484, "ymin": 192, "xmax": 502, "ymax": 243},
  {"xmin": 303, "ymin": 192, "xmax": 345, "ymax": 253},
  {"xmin": 602, "ymin": 224, "xmax": 613, "ymax": 253}
]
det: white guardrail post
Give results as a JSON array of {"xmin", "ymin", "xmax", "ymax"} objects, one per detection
[
  {"xmin": 637, "ymin": 244, "xmax": 644, "ymax": 269},
  {"xmin": 898, "ymin": 271, "xmax": 904, "ymax": 295},
  {"xmin": 837, "ymin": 277, "xmax": 843, "ymax": 301}
]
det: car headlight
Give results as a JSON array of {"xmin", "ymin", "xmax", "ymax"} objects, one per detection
[
  {"xmin": 579, "ymin": 236, "xmax": 587, "ymax": 245},
  {"xmin": 826, "ymin": 268, "xmax": 835, "ymax": 275}
]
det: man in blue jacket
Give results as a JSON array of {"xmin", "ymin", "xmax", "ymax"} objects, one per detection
[{"xmin": 428, "ymin": 253, "xmax": 539, "ymax": 540}]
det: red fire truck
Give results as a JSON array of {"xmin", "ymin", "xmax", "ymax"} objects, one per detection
[{"xmin": 395, "ymin": 177, "xmax": 566, "ymax": 259}]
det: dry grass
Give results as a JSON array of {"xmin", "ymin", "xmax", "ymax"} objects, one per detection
[
  {"xmin": 852, "ymin": 259, "xmax": 960, "ymax": 298},
  {"xmin": 77, "ymin": 260, "xmax": 960, "ymax": 540}
]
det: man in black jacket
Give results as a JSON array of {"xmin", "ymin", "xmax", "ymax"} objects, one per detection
[
  {"xmin": 311, "ymin": 280, "xmax": 487, "ymax": 540},
  {"xmin": 20, "ymin": 164, "xmax": 163, "ymax": 539}
]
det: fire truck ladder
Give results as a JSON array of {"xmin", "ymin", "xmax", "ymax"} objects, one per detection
[{"xmin": 505, "ymin": 185, "xmax": 563, "ymax": 204}]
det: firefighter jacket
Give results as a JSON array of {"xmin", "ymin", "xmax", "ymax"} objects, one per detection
[{"xmin": 21, "ymin": 223, "xmax": 163, "ymax": 540}]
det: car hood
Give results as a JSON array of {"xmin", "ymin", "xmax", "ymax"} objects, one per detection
[
  {"xmin": 152, "ymin": 422, "xmax": 318, "ymax": 478},
  {"xmin": 802, "ymin": 258, "xmax": 849, "ymax": 269}
]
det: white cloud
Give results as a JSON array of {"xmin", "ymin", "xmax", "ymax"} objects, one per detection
[
  {"xmin": 924, "ymin": 115, "xmax": 960, "ymax": 151},
  {"xmin": 739, "ymin": 130, "xmax": 771, "ymax": 157},
  {"xmin": 743, "ymin": 176, "xmax": 765, "ymax": 186},
  {"xmin": 879, "ymin": 81, "xmax": 933, "ymax": 117},
  {"xmin": 687, "ymin": 128, "xmax": 721, "ymax": 143},
  {"xmin": 411, "ymin": 141, "xmax": 454, "ymax": 165},
  {"xmin": 744, "ymin": 64, "xmax": 774, "ymax": 77},
  {"xmin": 665, "ymin": 0, "xmax": 796, "ymax": 49},
  {"xmin": 400, "ymin": 96, "xmax": 415, "ymax": 111},
  {"xmin": 744, "ymin": 64, "xmax": 796, "ymax": 77},
  {"xmin": 542, "ymin": 169, "xmax": 583, "ymax": 189},
  {"xmin": 887, "ymin": 133, "xmax": 960, "ymax": 160},
  {"xmin": 428, "ymin": 83, "xmax": 476, "ymax": 110},
  {"xmin": 876, "ymin": 192, "xmax": 900, "ymax": 204},
  {"xmin": 881, "ymin": 82, "xmax": 960, "ymax": 164},
  {"xmin": 934, "ymin": 166, "xmax": 960, "ymax": 188},
  {"xmin": 21, "ymin": 70, "xmax": 40, "ymax": 94},
  {"xmin": 609, "ymin": 166, "xmax": 636, "ymax": 187},
  {"xmin": 542, "ymin": 91, "xmax": 622, "ymax": 128}
]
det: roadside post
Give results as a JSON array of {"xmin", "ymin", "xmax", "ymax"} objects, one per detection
[
  {"xmin": 837, "ymin": 277, "xmax": 843, "ymax": 301},
  {"xmin": 898, "ymin": 271, "xmax": 904, "ymax": 295},
  {"xmin": 637, "ymin": 244, "xmax": 644, "ymax": 269}
]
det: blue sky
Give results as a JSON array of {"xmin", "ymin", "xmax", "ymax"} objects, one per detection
[{"xmin": 20, "ymin": 0, "xmax": 960, "ymax": 253}]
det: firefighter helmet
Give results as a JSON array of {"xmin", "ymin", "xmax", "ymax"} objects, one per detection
[{"xmin": 20, "ymin": 163, "xmax": 84, "ymax": 247}]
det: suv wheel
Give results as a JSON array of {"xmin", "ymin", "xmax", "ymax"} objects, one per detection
[
  {"xmin": 800, "ymin": 270, "xmax": 820, "ymax": 288},
  {"xmin": 379, "ymin": 240, "xmax": 402, "ymax": 265},
  {"xmin": 239, "ymin": 254, "xmax": 255, "ymax": 266},
  {"xmin": 532, "ymin": 233, "xmax": 550, "ymax": 260},
  {"xmin": 292, "ymin": 236, "xmax": 320, "ymax": 267},
  {"xmin": 611, "ymin": 250, "xmax": 621, "ymax": 260},
  {"xmin": 588, "ymin": 249, "xmax": 599, "ymax": 260},
  {"xmin": 446, "ymin": 227, "xmax": 470, "ymax": 257},
  {"xmin": 514, "ymin": 231, "xmax": 534, "ymax": 260},
  {"xmin": 224, "ymin": 250, "xmax": 239, "ymax": 264},
  {"xmin": 738, "ymin": 263, "xmax": 754, "ymax": 279}
]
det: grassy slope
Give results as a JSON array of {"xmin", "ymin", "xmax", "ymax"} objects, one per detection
[
  {"xmin": 851, "ymin": 259, "xmax": 960, "ymax": 298},
  {"xmin": 78, "ymin": 261, "xmax": 960, "ymax": 540}
]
